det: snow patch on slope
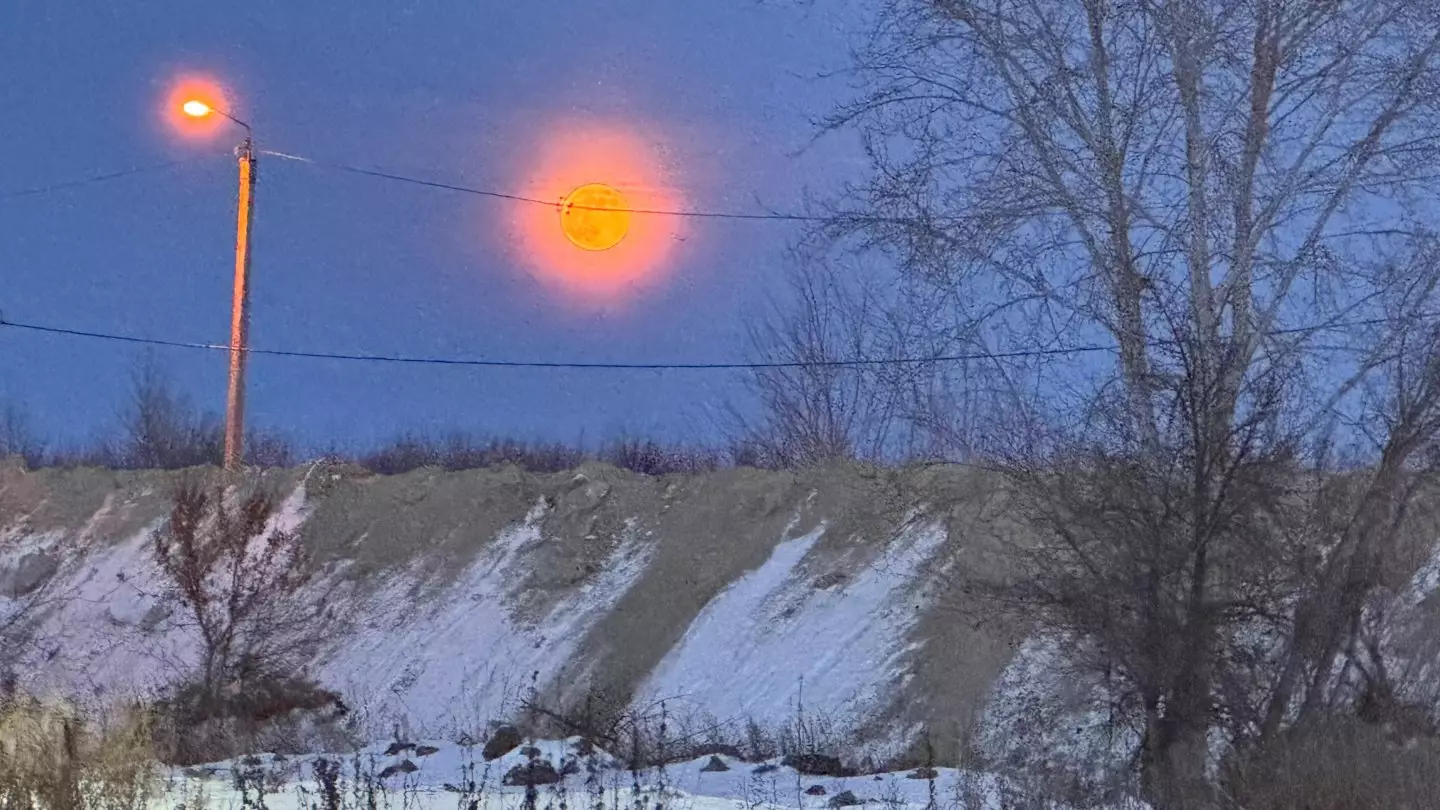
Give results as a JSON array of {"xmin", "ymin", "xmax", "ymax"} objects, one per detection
[
  {"xmin": 978, "ymin": 633, "xmax": 1140, "ymax": 792},
  {"xmin": 317, "ymin": 499, "xmax": 655, "ymax": 740},
  {"xmin": 637, "ymin": 520, "xmax": 947, "ymax": 755},
  {"xmin": 24, "ymin": 520, "xmax": 193, "ymax": 699},
  {"xmin": 18, "ymin": 480, "xmax": 317, "ymax": 701}
]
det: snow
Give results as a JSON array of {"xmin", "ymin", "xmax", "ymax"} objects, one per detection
[
  {"xmin": 15, "ymin": 479, "xmax": 319, "ymax": 702},
  {"xmin": 145, "ymin": 738, "xmax": 1082, "ymax": 810},
  {"xmin": 23, "ymin": 520, "xmax": 196, "ymax": 700},
  {"xmin": 315, "ymin": 499, "xmax": 655, "ymax": 740},
  {"xmin": 637, "ymin": 520, "xmax": 947, "ymax": 759},
  {"xmin": 976, "ymin": 633, "xmax": 1141, "ymax": 793},
  {"xmin": 9, "ymin": 480, "xmax": 959, "ymax": 754}
]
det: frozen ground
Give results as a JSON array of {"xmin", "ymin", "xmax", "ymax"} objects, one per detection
[{"xmin": 147, "ymin": 737, "xmax": 1091, "ymax": 810}]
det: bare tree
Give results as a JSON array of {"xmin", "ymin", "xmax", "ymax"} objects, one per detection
[
  {"xmin": 120, "ymin": 356, "xmax": 222, "ymax": 470},
  {"xmin": 0, "ymin": 401, "xmax": 43, "ymax": 469},
  {"xmin": 152, "ymin": 481, "xmax": 316, "ymax": 698},
  {"xmin": 737, "ymin": 260, "xmax": 902, "ymax": 464},
  {"xmin": 737, "ymin": 247, "xmax": 1020, "ymax": 464},
  {"xmin": 149, "ymin": 479, "xmax": 347, "ymax": 763},
  {"xmin": 113, "ymin": 354, "xmax": 292, "ymax": 470},
  {"xmin": 816, "ymin": 0, "xmax": 1440, "ymax": 806}
]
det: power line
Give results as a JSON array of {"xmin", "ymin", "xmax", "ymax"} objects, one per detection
[
  {"xmin": 260, "ymin": 149, "xmax": 844, "ymax": 222},
  {"xmin": 1, "ymin": 147, "xmax": 828, "ymax": 222},
  {"xmin": 7, "ymin": 151, "xmax": 1435, "ymax": 371},
  {"xmin": 0, "ymin": 316, "xmax": 1112, "ymax": 369},
  {"xmin": 2, "ymin": 147, "xmax": 889, "ymax": 223},
  {"xmin": 4, "ymin": 307, "xmax": 1433, "ymax": 373},
  {"xmin": 0, "ymin": 156, "xmax": 215, "ymax": 201}
]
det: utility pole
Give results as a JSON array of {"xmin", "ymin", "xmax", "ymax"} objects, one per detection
[
  {"xmin": 224, "ymin": 136, "xmax": 256, "ymax": 471},
  {"xmin": 177, "ymin": 97, "xmax": 255, "ymax": 472}
]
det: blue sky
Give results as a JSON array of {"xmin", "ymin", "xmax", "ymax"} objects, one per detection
[{"xmin": 0, "ymin": 1, "xmax": 864, "ymax": 451}]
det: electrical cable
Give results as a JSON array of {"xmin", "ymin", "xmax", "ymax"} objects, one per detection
[
  {"xmin": 4, "ymin": 309, "xmax": 1433, "ymax": 371},
  {"xmin": 259, "ymin": 149, "xmax": 855, "ymax": 222},
  {"xmin": 0, "ymin": 316, "xmax": 1113, "ymax": 369},
  {"xmin": 6, "ymin": 150, "xmax": 1435, "ymax": 372},
  {"xmin": 0, "ymin": 156, "xmax": 217, "ymax": 201}
]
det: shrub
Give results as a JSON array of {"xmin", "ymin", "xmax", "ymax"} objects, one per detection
[
  {"xmin": 1222, "ymin": 717, "xmax": 1440, "ymax": 810},
  {"xmin": 356, "ymin": 433, "xmax": 724, "ymax": 476},
  {"xmin": 149, "ymin": 481, "xmax": 349, "ymax": 764},
  {"xmin": 600, "ymin": 438, "xmax": 722, "ymax": 476},
  {"xmin": 358, "ymin": 434, "xmax": 586, "ymax": 475},
  {"xmin": 151, "ymin": 671, "xmax": 352, "ymax": 766},
  {"xmin": 152, "ymin": 481, "xmax": 316, "ymax": 703}
]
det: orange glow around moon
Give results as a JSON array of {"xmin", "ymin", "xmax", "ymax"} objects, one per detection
[
  {"xmin": 509, "ymin": 124, "xmax": 684, "ymax": 305},
  {"xmin": 561, "ymin": 183, "xmax": 632, "ymax": 251},
  {"xmin": 164, "ymin": 75, "xmax": 229, "ymax": 139}
]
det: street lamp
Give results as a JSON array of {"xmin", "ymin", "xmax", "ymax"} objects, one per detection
[{"xmin": 182, "ymin": 98, "xmax": 255, "ymax": 472}]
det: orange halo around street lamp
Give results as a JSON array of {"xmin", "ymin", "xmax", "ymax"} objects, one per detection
[{"xmin": 560, "ymin": 183, "xmax": 631, "ymax": 251}]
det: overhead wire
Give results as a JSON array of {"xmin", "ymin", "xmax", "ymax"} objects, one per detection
[
  {"xmin": 0, "ymin": 147, "xmax": 1099, "ymax": 370},
  {"xmin": 0, "ymin": 144, "xmax": 920, "ymax": 221},
  {"xmin": 258, "ymin": 149, "xmax": 849, "ymax": 222},
  {"xmin": 3, "ymin": 310, "xmax": 1434, "ymax": 372},
  {"xmin": 6, "ymin": 149, "xmax": 1438, "ymax": 372},
  {"xmin": 0, "ymin": 155, "xmax": 219, "ymax": 201},
  {"xmin": 0, "ymin": 316, "xmax": 1112, "ymax": 369}
]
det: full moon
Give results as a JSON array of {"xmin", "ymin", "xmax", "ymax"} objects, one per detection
[
  {"xmin": 560, "ymin": 183, "xmax": 631, "ymax": 251},
  {"xmin": 504, "ymin": 122, "xmax": 685, "ymax": 306}
]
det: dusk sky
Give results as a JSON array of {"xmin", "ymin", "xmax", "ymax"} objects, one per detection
[{"xmin": 1, "ymin": 1, "xmax": 866, "ymax": 451}]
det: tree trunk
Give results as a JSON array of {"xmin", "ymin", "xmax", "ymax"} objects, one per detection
[{"xmin": 1146, "ymin": 727, "xmax": 1214, "ymax": 810}]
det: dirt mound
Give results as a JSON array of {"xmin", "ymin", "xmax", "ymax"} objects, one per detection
[{"xmin": 0, "ymin": 461, "xmax": 1022, "ymax": 765}]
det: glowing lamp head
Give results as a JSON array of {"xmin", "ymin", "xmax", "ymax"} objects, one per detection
[
  {"xmin": 181, "ymin": 99, "xmax": 213, "ymax": 118},
  {"xmin": 560, "ymin": 183, "xmax": 631, "ymax": 252}
]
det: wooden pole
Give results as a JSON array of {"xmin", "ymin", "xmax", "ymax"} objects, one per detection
[{"xmin": 224, "ymin": 137, "xmax": 256, "ymax": 471}]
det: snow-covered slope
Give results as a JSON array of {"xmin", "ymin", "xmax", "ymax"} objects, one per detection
[
  {"xmin": 0, "ymin": 461, "xmax": 1012, "ymax": 762},
  {"xmin": 635, "ymin": 520, "xmax": 946, "ymax": 761},
  {"xmin": 4, "ymin": 458, "xmax": 1437, "ymax": 791}
]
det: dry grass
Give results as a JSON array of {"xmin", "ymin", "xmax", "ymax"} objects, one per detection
[
  {"xmin": 521, "ymin": 688, "xmax": 867, "ymax": 775},
  {"xmin": 3, "ymin": 687, "xmax": 1438, "ymax": 810},
  {"xmin": 0, "ymin": 695, "xmax": 158, "ymax": 810}
]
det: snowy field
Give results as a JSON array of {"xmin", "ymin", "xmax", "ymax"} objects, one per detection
[{"xmin": 145, "ymin": 738, "xmax": 1051, "ymax": 810}]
